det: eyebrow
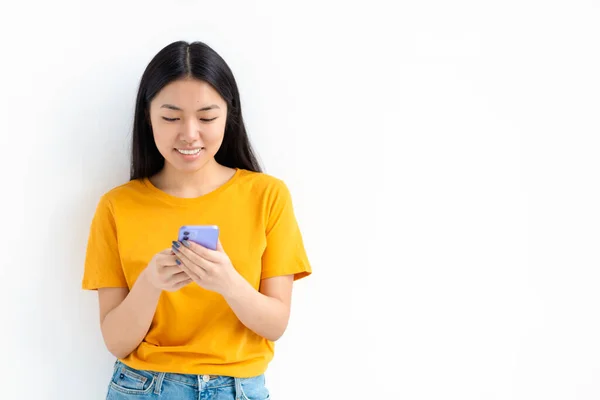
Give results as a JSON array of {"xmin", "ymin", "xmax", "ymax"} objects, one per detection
[{"xmin": 160, "ymin": 104, "xmax": 220, "ymax": 112}]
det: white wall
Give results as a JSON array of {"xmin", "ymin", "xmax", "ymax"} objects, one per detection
[{"xmin": 1, "ymin": 1, "xmax": 599, "ymax": 399}]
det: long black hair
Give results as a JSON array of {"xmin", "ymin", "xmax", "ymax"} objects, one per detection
[{"xmin": 130, "ymin": 40, "xmax": 262, "ymax": 180}]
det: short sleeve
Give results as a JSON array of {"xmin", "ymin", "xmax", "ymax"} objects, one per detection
[
  {"xmin": 261, "ymin": 181, "xmax": 312, "ymax": 281},
  {"xmin": 81, "ymin": 194, "xmax": 128, "ymax": 290}
]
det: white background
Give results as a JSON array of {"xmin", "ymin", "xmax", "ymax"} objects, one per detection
[{"xmin": 1, "ymin": 1, "xmax": 599, "ymax": 399}]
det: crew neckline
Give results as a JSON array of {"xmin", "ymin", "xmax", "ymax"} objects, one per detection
[{"xmin": 142, "ymin": 168, "xmax": 242, "ymax": 206}]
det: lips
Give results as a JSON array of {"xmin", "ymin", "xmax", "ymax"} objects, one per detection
[{"xmin": 176, "ymin": 148, "xmax": 202, "ymax": 155}]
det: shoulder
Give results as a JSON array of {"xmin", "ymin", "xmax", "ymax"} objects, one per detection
[
  {"xmin": 95, "ymin": 179, "xmax": 148, "ymax": 211},
  {"xmin": 235, "ymin": 169, "xmax": 292, "ymax": 201}
]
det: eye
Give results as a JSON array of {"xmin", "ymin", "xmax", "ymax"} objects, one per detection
[
  {"xmin": 162, "ymin": 117, "xmax": 179, "ymax": 122},
  {"xmin": 200, "ymin": 117, "xmax": 218, "ymax": 122}
]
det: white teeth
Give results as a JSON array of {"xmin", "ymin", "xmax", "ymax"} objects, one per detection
[{"xmin": 177, "ymin": 148, "xmax": 202, "ymax": 155}]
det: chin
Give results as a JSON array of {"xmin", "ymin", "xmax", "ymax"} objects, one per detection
[{"xmin": 166, "ymin": 155, "xmax": 214, "ymax": 174}]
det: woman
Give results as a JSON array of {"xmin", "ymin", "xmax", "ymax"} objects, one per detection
[{"xmin": 82, "ymin": 40, "xmax": 312, "ymax": 399}]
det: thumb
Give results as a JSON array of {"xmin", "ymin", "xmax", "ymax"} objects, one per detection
[{"xmin": 216, "ymin": 239, "xmax": 225, "ymax": 253}]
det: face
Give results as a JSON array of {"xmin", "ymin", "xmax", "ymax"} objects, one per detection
[{"xmin": 148, "ymin": 78, "xmax": 228, "ymax": 174}]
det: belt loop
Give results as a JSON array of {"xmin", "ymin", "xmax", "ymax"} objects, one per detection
[
  {"xmin": 234, "ymin": 377, "xmax": 243, "ymax": 400},
  {"xmin": 153, "ymin": 372, "xmax": 165, "ymax": 395}
]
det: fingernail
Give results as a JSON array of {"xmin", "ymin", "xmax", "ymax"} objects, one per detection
[
  {"xmin": 182, "ymin": 240, "xmax": 190, "ymax": 248},
  {"xmin": 175, "ymin": 259, "xmax": 181, "ymax": 265},
  {"xmin": 172, "ymin": 241, "xmax": 180, "ymax": 248}
]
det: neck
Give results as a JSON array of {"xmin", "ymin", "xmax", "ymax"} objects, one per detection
[{"xmin": 151, "ymin": 159, "xmax": 235, "ymax": 198}]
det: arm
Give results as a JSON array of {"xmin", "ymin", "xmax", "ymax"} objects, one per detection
[
  {"xmin": 97, "ymin": 249, "xmax": 191, "ymax": 358},
  {"xmin": 173, "ymin": 240, "xmax": 295, "ymax": 342},
  {"xmin": 98, "ymin": 269, "xmax": 162, "ymax": 359},
  {"xmin": 223, "ymin": 275, "xmax": 294, "ymax": 342}
]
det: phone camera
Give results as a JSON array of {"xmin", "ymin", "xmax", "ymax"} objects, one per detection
[{"xmin": 183, "ymin": 231, "xmax": 190, "ymax": 236}]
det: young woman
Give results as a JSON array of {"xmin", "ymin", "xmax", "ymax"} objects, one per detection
[{"xmin": 82, "ymin": 40, "xmax": 312, "ymax": 400}]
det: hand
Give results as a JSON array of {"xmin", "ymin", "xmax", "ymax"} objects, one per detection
[
  {"xmin": 143, "ymin": 249, "xmax": 193, "ymax": 292},
  {"xmin": 171, "ymin": 239, "xmax": 241, "ymax": 296}
]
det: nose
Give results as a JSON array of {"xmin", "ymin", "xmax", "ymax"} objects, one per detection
[{"xmin": 180, "ymin": 117, "xmax": 202, "ymax": 143}]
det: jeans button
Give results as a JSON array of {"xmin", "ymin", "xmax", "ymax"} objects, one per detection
[{"xmin": 202, "ymin": 374, "xmax": 210, "ymax": 382}]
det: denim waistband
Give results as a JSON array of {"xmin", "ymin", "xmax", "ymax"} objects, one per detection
[{"xmin": 112, "ymin": 359, "xmax": 265, "ymax": 396}]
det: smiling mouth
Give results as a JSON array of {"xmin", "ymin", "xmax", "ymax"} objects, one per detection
[{"xmin": 176, "ymin": 148, "xmax": 203, "ymax": 155}]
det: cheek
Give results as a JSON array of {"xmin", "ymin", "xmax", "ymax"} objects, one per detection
[
  {"xmin": 202, "ymin": 124, "xmax": 226, "ymax": 148},
  {"xmin": 152, "ymin": 125, "xmax": 177, "ymax": 151}
]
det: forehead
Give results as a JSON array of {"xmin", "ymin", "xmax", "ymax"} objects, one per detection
[{"xmin": 151, "ymin": 78, "xmax": 224, "ymax": 108}]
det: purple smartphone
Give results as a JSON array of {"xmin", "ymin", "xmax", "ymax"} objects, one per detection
[{"xmin": 178, "ymin": 225, "xmax": 219, "ymax": 250}]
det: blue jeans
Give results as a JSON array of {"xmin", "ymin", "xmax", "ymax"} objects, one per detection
[{"xmin": 106, "ymin": 360, "xmax": 270, "ymax": 400}]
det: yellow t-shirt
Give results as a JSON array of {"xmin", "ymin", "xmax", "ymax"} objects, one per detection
[{"xmin": 81, "ymin": 168, "xmax": 311, "ymax": 377}]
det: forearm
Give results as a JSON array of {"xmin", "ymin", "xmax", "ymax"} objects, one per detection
[
  {"xmin": 101, "ymin": 270, "xmax": 162, "ymax": 358},
  {"xmin": 223, "ymin": 277, "xmax": 289, "ymax": 341}
]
